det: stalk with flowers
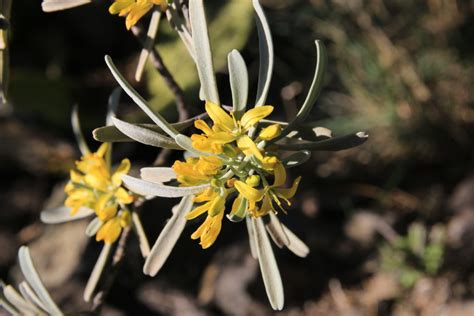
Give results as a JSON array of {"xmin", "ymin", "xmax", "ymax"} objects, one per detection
[{"xmin": 4, "ymin": 0, "xmax": 370, "ymax": 313}]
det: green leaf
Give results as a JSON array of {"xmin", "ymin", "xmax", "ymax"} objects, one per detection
[
  {"xmin": 189, "ymin": 0, "xmax": 220, "ymax": 104},
  {"xmin": 282, "ymin": 151, "xmax": 312, "ymax": 168},
  {"xmin": 143, "ymin": 195, "xmax": 194, "ymax": 276},
  {"xmin": 18, "ymin": 247, "xmax": 63, "ymax": 314},
  {"xmin": 132, "ymin": 212, "xmax": 151, "ymax": 258},
  {"xmin": 104, "ymin": 55, "xmax": 179, "ymax": 139},
  {"xmin": 122, "ymin": 175, "xmax": 209, "ymax": 198},
  {"xmin": 252, "ymin": 217, "xmax": 284, "ymax": 311},
  {"xmin": 71, "ymin": 105, "xmax": 90, "ymax": 156},
  {"xmin": 93, "ymin": 112, "xmax": 207, "ymax": 143},
  {"xmin": 281, "ymin": 224, "xmax": 310, "ymax": 258},
  {"xmin": 140, "ymin": 167, "xmax": 176, "ymax": 184},
  {"xmin": 41, "ymin": 0, "xmax": 91, "ymax": 12},
  {"xmin": 83, "ymin": 244, "xmax": 111, "ymax": 303},
  {"xmin": 40, "ymin": 206, "xmax": 93, "ymax": 224},
  {"xmin": 276, "ymin": 132, "xmax": 368, "ymax": 151},
  {"xmin": 265, "ymin": 213, "xmax": 290, "ymax": 248},
  {"xmin": 111, "ymin": 117, "xmax": 182, "ymax": 150},
  {"xmin": 253, "ymin": 0, "xmax": 274, "ymax": 107},
  {"xmin": 273, "ymin": 40, "xmax": 327, "ymax": 142},
  {"xmin": 228, "ymin": 49, "xmax": 248, "ymax": 118}
]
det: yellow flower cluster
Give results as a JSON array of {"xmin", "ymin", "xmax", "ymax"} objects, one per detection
[
  {"xmin": 65, "ymin": 143, "xmax": 134, "ymax": 244},
  {"xmin": 172, "ymin": 102, "xmax": 301, "ymax": 249},
  {"xmin": 109, "ymin": 0, "xmax": 168, "ymax": 30}
]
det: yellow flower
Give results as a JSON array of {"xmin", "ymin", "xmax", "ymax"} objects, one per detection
[
  {"xmin": 96, "ymin": 210, "xmax": 132, "ymax": 244},
  {"xmin": 109, "ymin": 0, "xmax": 168, "ymax": 30},
  {"xmin": 192, "ymin": 101, "xmax": 274, "ymax": 156},
  {"xmin": 172, "ymin": 101, "xmax": 301, "ymax": 249},
  {"xmin": 65, "ymin": 143, "xmax": 135, "ymax": 243}
]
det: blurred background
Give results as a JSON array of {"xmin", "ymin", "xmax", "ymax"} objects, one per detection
[{"xmin": 1, "ymin": 0, "xmax": 474, "ymax": 315}]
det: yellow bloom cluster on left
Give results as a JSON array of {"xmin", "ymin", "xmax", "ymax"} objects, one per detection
[
  {"xmin": 172, "ymin": 102, "xmax": 301, "ymax": 249},
  {"xmin": 65, "ymin": 143, "xmax": 134, "ymax": 244},
  {"xmin": 109, "ymin": 0, "xmax": 168, "ymax": 30}
]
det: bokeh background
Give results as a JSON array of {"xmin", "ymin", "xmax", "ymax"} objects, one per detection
[{"xmin": 1, "ymin": 0, "xmax": 474, "ymax": 315}]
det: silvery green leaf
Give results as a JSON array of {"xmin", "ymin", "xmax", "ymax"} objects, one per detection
[
  {"xmin": 18, "ymin": 247, "xmax": 63, "ymax": 315},
  {"xmin": 3, "ymin": 285, "xmax": 39, "ymax": 314},
  {"xmin": 228, "ymin": 50, "xmax": 248, "ymax": 118},
  {"xmin": 85, "ymin": 218, "xmax": 103, "ymax": 237},
  {"xmin": 189, "ymin": 0, "xmax": 220, "ymax": 104},
  {"xmin": 40, "ymin": 206, "xmax": 94, "ymax": 224},
  {"xmin": 246, "ymin": 217, "xmax": 258, "ymax": 259},
  {"xmin": 112, "ymin": 117, "xmax": 182, "ymax": 150},
  {"xmin": 122, "ymin": 175, "xmax": 209, "ymax": 198},
  {"xmin": 132, "ymin": 212, "xmax": 151, "ymax": 258},
  {"xmin": 71, "ymin": 105, "xmax": 90, "ymax": 156},
  {"xmin": 166, "ymin": 5, "xmax": 195, "ymax": 60},
  {"xmin": 106, "ymin": 87, "xmax": 121, "ymax": 126},
  {"xmin": 261, "ymin": 119, "xmax": 288, "ymax": 126},
  {"xmin": 274, "ymin": 40, "xmax": 327, "ymax": 141},
  {"xmin": 18, "ymin": 282, "xmax": 47, "ymax": 313},
  {"xmin": 143, "ymin": 195, "xmax": 194, "ymax": 276},
  {"xmin": 253, "ymin": 0, "xmax": 274, "ymax": 107},
  {"xmin": 175, "ymin": 134, "xmax": 213, "ymax": 157},
  {"xmin": 135, "ymin": 9, "xmax": 161, "ymax": 82},
  {"xmin": 0, "ymin": 294, "xmax": 19, "ymax": 316},
  {"xmin": 104, "ymin": 55, "xmax": 179, "ymax": 139},
  {"xmin": 252, "ymin": 217, "xmax": 284, "ymax": 310},
  {"xmin": 276, "ymin": 132, "xmax": 368, "ymax": 151},
  {"xmin": 93, "ymin": 112, "xmax": 208, "ymax": 143},
  {"xmin": 282, "ymin": 151, "xmax": 311, "ymax": 168},
  {"xmin": 42, "ymin": 0, "xmax": 91, "ymax": 12},
  {"xmin": 282, "ymin": 224, "xmax": 310, "ymax": 258},
  {"xmin": 265, "ymin": 213, "xmax": 289, "ymax": 248},
  {"xmin": 83, "ymin": 243, "xmax": 111, "ymax": 302},
  {"xmin": 140, "ymin": 167, "xmax": 176, "ymax": 184}
]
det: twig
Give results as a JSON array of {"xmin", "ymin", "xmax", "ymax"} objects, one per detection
[
  {"xmin": 90, "ymin": 225, "xmax": 131, "ymax": 312},
  {"xmin": 131, "ymin": 24, "xmax": 190, "ymax": 122}
]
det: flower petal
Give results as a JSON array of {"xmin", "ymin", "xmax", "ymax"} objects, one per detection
[
  {"xmin": 241, "ymin": 105, "xmax": 273, "ymax": 130},
  {"xmin": 237, "ymin": 135, "xmax": 263, "ymax": 160},
  {"xmin": 234, "ymin": 181, "xmax": 264, "ymax": 203},
  {"xmin": 205, "ymin": 101, "xmax": 235, "ymax": 132}
]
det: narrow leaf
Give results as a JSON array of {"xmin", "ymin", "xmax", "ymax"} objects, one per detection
[
  {"xmin": 132, "ymin": 212, "xmax": 151, "ymax": 258},
  {"xmin": 140, "ymin": 167, "xmax": 176, "ymax": 184},
  {"xmin": 276, "ymin": 131, "xmax": 368, "ymax": 151},
  {"xmin": 122, "ymin": 175, "xmax": 209, "ymax": 198},
  {"xmin": 252, "ymin": 217, "xmax": 284, "ymax": 310},
  {"xmin": 135, "ymin": 9, "xmax": 161, "ymax": 82},
  {"xmin": 3, "ymin": 285, "xmax": 38, "ymax": 314},
  {"xmin": 83, "ymin": 243, "xmax": 111, "ymax": 302},
  {"xmin": 112, "ymin": 117, "xmax": 182, "ymax": 150},
  {"xmin": 274, "ymin": 40, "xmax": 327, "ymax": 141},
  {"xmin": 246, "ymin": 217, "xmax": 258, "ymax": 259},
  {"xmin": 40, "ymin": 206, "xmax": 93, "ymax": 224},
  {"xmin": 85, "ymin": 218, "xmax": 103, "ymax": 237},
  {"xmin": 143, "ymin": 195, "xmax": 194, "ymax": 276},
  {"xmin": 282, "ymin": 151, "xmax": 311, "ymax": 168},
  {"xmin": 17, "ymin": 247, "xmax": 63, "ymax": 315},
  {"xmin": 71, "ymin": 105, "xmax": 90, "ymax": 156},
  {"xmin": 253, "ymin": 0, "xmax": 274, "ymax": 106},
  {"xmin": 93, "ymin": 112, "xmax": 208, "ymax": 143},
  {"xmin": 104, "ymin": 55, "xmax": 179, "ymax": 138},
  {"xmin": 282, "ymin": 224, "xmax": 310, "ymax": 258},
  {"xmin": 189, "ymin": 0, "xmax": 220, "ymax": 104},
  {"xmin": 106, "ymin": 87, "xmax": 121, "ymax": 126},
  {"xmin": 265, "ymin": 213, "xmax": 289, "ymax": 248},
  {"xmin": 42, "ymin": 0, "xmax": 91, "ymax": 12},
  {"xmin": 228, "ymin": 50, "xmax": 248, "ymax": 118},
  {"xmin": 18, "ymin": 282, "xmax": 47, "ymax": 313}
]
